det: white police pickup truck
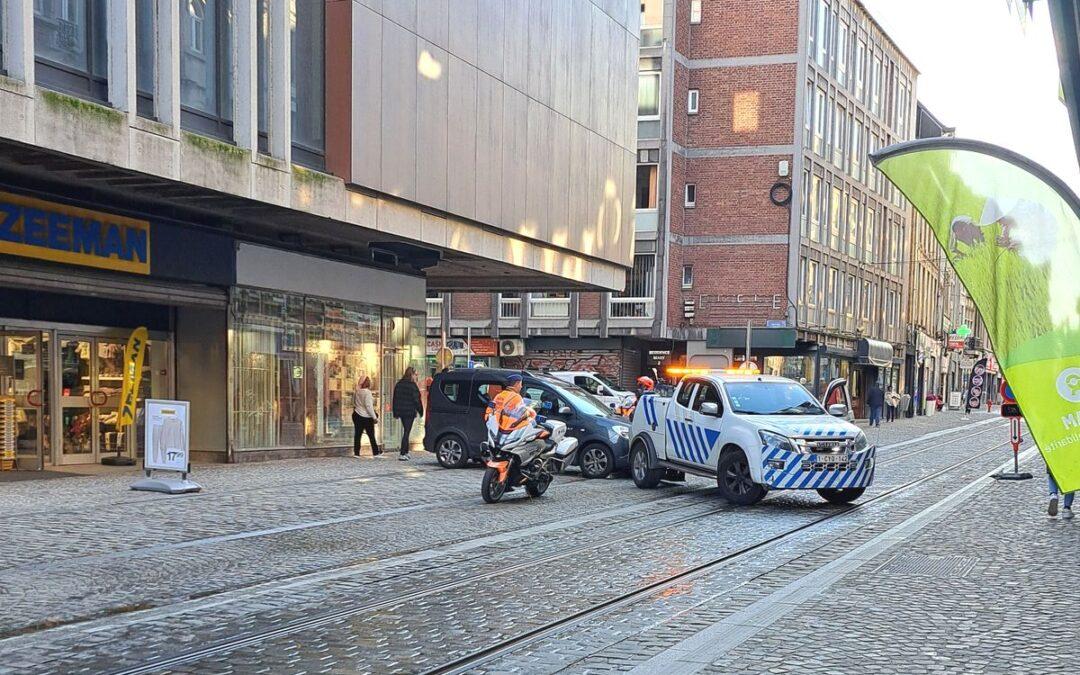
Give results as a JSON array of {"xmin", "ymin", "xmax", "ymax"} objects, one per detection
[{"xmin": 630, "ymin": 373, "xmax": 874, "ymax": 505}]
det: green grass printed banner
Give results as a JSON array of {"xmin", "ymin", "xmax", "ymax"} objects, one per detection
[{"xmin": 872, "ymin": 140, "xmax": 1080, "ymax": 492}]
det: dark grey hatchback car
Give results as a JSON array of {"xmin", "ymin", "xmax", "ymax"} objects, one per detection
[{"xmin": 423, "ymin": 369, "xmax": 631, "ymax": 479}]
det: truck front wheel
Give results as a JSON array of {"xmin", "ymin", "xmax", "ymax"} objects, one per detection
[
  {"xmin": 717, "ymin": 448, "xmax": 766, "ymax": 506},
  {"xmin": 631, "ymin": 444, "xmax": 664, "ymax": 489}
]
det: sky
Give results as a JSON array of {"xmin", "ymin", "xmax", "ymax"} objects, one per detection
[{"xmin": 861, "ymin": 0, "xmax": 1080, "ymax": 194}]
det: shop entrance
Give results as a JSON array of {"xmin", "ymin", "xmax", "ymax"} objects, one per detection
[{"xmin": 0, "ymin": 323, "xmax": 172, "ymax": 467}]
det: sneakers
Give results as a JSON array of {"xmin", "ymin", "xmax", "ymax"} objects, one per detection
[
  {"xmin": 372, "ymin": 451, "xmax": 384, "ymax": 458},
  {"xmin": 1049, "ymin": 496, "xmax": 1059, "ymax": 517},
  {"xmin": 399, "ymin": 454, "xmax": 410, "ymax": 461},
  {"xmin": 1064, "ymin": 507, "xmax": 1074, "ymax": 520}
]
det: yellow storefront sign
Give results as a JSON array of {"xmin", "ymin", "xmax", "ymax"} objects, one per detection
[
  {"xmin": 118, "ymin": 327, "xmax": 149, "ymax": 428},
  {"xmin": 0, "ymin": 190, "xmax": 150, "ymax": 275}
]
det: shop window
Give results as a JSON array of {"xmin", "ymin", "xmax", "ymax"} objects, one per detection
[
  {"xmin": 180, "ymin": 0, "xmax": 234, "ymax": 141},
  {"xmin": 34, "ymin": 0, "xmax": 109, "ymax": 102}
]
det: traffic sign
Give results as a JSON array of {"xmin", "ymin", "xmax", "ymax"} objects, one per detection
[{"xmin": 999, "ymin": 381, "xmax": 1015, "ymax": 403}]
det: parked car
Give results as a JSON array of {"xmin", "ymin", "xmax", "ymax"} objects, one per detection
[
  {"xmin": 548, "ymin": 371, "xmax": 636, "ymax": 413},
  {"xmin": 424, "ymin": 369, "xmax": 631, "ymax": 478}
]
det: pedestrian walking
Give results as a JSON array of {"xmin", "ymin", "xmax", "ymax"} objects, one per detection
[
  {"xmin": 352, "ymin": 376, "xmax": 381, "ymax": 457},
  {"xmin": 392, "ymin": 366, "xmax": 424, "ymax": 461},
  {"xmin": 885, "ymin": 387, "xmax": 900, "ymax": 422},
  {"xmin": 1048, "ymin": 469, "xmax": 1074, "ymax": 519},
  {"xmin": 867, "ymin": 381, "xmax": 885, "ymax": 427}
]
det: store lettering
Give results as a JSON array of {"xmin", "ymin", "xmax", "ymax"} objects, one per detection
[{"xmin": 0, "ymin": 191, "xmax": 150, "ymax": 274}]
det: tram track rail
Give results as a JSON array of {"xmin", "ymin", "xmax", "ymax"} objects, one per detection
[{"xmin": 104, "ymin": 421, "xmax": 1016, "ymax": 675}]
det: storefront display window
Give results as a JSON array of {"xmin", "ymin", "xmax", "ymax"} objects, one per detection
[
  {"xmin": 763, "ymin": 356, "xmax": 815, "ymax": 387},
  {"xmin": 230, "ymin": 288, "xmax": 410, "ymax": 452}
]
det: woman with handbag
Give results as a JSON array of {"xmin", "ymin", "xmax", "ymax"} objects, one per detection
[{"xmin": 352, "ymin": 375, "xmax": 381, "ymax": 457}]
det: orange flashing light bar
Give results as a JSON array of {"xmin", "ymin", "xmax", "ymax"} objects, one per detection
[
  {"xmin": 666, "ymin": 363, "xmax": 761, "ymax": 378},
  {"xmin": 665, "ymin": 367, "xmax": 714, "ymax": 377}
]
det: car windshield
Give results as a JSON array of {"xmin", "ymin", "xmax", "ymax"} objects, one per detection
[
  {"xmin": 725, "ymin": 381, "xmax": 826, "ymax": 415},
  {"xmin": 541, "ymin": 379, "xmax": 613, "ymax": 417}
]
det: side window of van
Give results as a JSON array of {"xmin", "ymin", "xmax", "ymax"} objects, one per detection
[
  {"xmin": 441, "ymin": 381, "xmax": 462, "ymax": 404},
  {"xmin": 574, "ymin": 376, "xmax": 602, "ymax": 395}
]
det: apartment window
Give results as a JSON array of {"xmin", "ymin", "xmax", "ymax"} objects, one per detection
[
  {"xmin": 803, "ymin": 80, "xmax": 813, "ymax": 147},
  {"xmin": 864, "ymin": 206, "xmax": 876, "ymax": 263},
  {"xmin": 635, "ymin": 164, "xmax": 658, "ymax": 209},
  {"xmin": 34, "ymin": 0, "xmax": 109, "ymax": 101},
  {"xmin": 135, "ymin": 0, "xmax": 155, "ymax": 117},
  {"xmin": 687, "ymin": 89, "xmax": 699, "ymax": 115},
  {"xmin": 180, "ymin": 0, "xmax": 234, "ymax": 140},
  {"xmin": 806, "ymin": 260, "xmax": 818, "ymax": 306},
  {"xmin": 812, "ymin": 88, "xmax": 826, "ymax": 155},
  {"xmin": 827, "ymin": 268, "xmax": 838, "ymax": 313},
  {"xmin": 638, "ymin": 65, "xmax": 661, "ymax": 118},
  {"xmin": 682, "ymin": 265, "xmax": 694, "ymax": 289},
  {"xmin": 800, "ymin": 168, "xmax": 810, "ymax": 236},
  {"xmin": 291, "ymin": 0, "xmax": 325, "ymax": 168},
  {"xmin": 836, "ymin": 20, "xmax": 849, "ymax": 86},
  {"xmin": 831, "ymin": 103, "xmax": 845, "ymax": 167},
  {"xmin": 854, "ymin": 39, "xmax": 867, "ymax": 102},
  {"xmin": 850, "ymin": 119, "xmax": 863, "ymax": 180},
  {"xmin": 690, "ymin": 0, "xmax": 702, "ymax": 24},
  {"xmin": 640, "ymin": 0, "xmax": 663, "ymax": 47},
  {"xmin": 257, "ymin": 0, "xmax": 269, "ymax": 151},
  {"xmin": 814, "ymin": 0, "xmax": 829, "ymax": 68},
  {"xmin": 861, "ymin": 279, "xmax": 872, "ymax": 320},
  {"xmin": 684, "ymin": 183, "xmax": 697, "ymax": 207},
  {"xmin": 896, "ymin": 77, "xmax": 911, "ymax": 138},
  {"xmin": 621, "ymin": 254, "xmax": 657, "ymax": 298},
  {"xmin": 829, "ymin": 185, "xmax": 842, "ymax": 251},
  {"xmin": 810, "ymin": 174, "xmax": 823, "ymax": 243},
  {"xmin": 847, "ymin": 196, "xmax": 859, "ymax": 259},
  {"xmin": 844, "ymin": 274, "xmax": 855, "ymax": 317},
  {"xmin": 870, "ymin": 55, "xmax": 883, "ymax": 117}
]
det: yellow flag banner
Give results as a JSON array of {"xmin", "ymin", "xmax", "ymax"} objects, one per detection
[
  {"xmin": 871, "ymin": 139, "xmax": 1080, "ymax": 491},
  {"xmin": 118, "ymin": 327, "xmax": 148, "ymax": 428}
]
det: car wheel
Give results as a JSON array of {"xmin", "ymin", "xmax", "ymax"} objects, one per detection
[
  {"xmin": 716, "ymin": 448, "xmax": 766, "ymax": 506},
  {"xmin": 631, "ymin": 443, "xmax": 664, "ymax": 489},
  {"xmin": 817, "ymin": 487, "xmax": 865, "ymax": 504},
  {"xmin": 435, "ymin": 434, "xmax": 469, "ymax": 469},
  {"xmin": 580, "ymin": 443, "xmax": 614, "ymax": 479}
]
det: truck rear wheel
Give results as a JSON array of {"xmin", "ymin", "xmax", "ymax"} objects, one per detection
[
  {"xmin": 631, "ymin": 444, "xmax": 664, "ymax": 489},
  {"xmin": 817, "ymin": 487, "xmax": 865, "ymax": 504},
  {"xmin": 717, "ymin": 448, "xmax": 766, "ymax": 506}
]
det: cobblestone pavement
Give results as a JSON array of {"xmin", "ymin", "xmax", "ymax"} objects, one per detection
[{"xmin": 0, "ymin": 410, "xmax": 1041, "ymax": 674}]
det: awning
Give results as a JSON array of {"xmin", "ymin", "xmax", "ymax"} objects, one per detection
[{"xmin": 857, "ymin": 338, "xmax": 894, "ymax": 367}]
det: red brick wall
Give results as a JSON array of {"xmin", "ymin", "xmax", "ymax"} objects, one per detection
[
  {"xmin": 578, "ymin": 292, "xmax": 602, "ymax": 319},
  {"xmin": 677, "ymin": 0, "xmax": 800, "ymax": 60},
  {"xmin": 677, "ymin": 154, "xmax": 793, "ymax": 238},
  {"xmin": 683, "ymin": 64, "xmax": 797, "ymax": 148},
  {"xmin": 667, "ymin": 243, "xmax": 789, "ymax": 329},
  {"xmin": 450, "ymin": 293, "xmax": 492, "ymax": 321}
]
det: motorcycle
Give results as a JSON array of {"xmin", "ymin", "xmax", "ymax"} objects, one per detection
[{"xmin": 481, "ymin": 416, "xmax": 579, "ymax": 503}]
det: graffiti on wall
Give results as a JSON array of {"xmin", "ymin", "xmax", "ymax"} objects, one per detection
[{"xmin": 502, "ymin": 350, "xmax": 630, "ymax": 386}]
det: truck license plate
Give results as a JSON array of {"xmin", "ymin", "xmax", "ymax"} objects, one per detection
[{"xmin": 814, "ymin": 453, "xmax": 849, "ymax": 463}]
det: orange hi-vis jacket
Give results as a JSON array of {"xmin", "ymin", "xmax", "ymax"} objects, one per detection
[{"xmin": 484, "ymin": 389, "xmax": 536, "ymax": 433}]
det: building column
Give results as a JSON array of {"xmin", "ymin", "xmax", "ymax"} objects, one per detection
[
  {"xmin": 440, "ymin": 292, "xmax": 451, "ymax": 338},
  {"xmin": 569, "ymin": 293, "xmax": 580, "ymax": 339},
  {"xmin": 232, "ymin": 0, "xmax": 258, "ymax": 151},
  {"xmin": 599, "ymin": 292, "xmax": 610, "ymax": 339},
  {"xmin": 490, "ymin": 293, "xmax": 501, "ymax": 339},
  {"xmin": 3, "ymin": 0, "xmax": 35, "ymax": 86},
  {"xmin": 519, "ymin": 293, "xmax": 530, "ymax": 337},
  {"xmin": 155, "ymin": 0, "xmax": 180, "ymax": 130},
  {"xmin": 107, "ymin": 0, "xmax": 136, "ymax": 117},
  {"xmin": 268, "ymin": 0, "xmax": 291, "ymax": 160}
]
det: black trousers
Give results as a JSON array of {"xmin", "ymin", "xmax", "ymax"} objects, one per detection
[
  {"xmin": 399, "ymin": 416, "xmax": 415, "ymax": 455},
  {"xmin": 352, "ymin": 411, "xmax": 380, "ymax": 455},
  {"xmin": 886, "ymin": 405, "xmax": 897, "ymax": 422}
]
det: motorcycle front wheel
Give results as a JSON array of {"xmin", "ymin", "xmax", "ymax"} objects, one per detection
[
  {"xmin": 526, "ymin": 474, "xmax": 552, "ymax": 497},
  {"xmin": 481, "ymin": 467, "xmax": 508, "ymax": 503}
]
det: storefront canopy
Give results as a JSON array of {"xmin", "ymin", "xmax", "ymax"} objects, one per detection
[{"xmin": 857, "ymin": 338, "xmax": 894, "ymax": 367}]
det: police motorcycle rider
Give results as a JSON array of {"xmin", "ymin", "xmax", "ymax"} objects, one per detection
[{"xmin": 481, "ymin": 373, "xmax": 575, "ymax": 502}]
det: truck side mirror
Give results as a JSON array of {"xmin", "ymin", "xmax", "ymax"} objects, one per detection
[
  {"xmin": 700, "ymin": 402, "xmax": 720, "ymax": 416},
  {"xmin": 828, "ymin": 403, "xmax": 848, "ymax": 417}
]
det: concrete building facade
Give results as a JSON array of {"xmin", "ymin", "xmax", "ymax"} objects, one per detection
[{"xmin": 0, "ymin": 0, "xmax": 638, "ymax": 467}]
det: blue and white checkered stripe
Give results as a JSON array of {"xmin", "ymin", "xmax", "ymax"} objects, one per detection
[
  {"xmin": 790, "ymin": 425, "xmax": 855, "ymax": 438},
  {"xmin": 664, "ymin": 419, "xmax": 715, "ymax": 463},
  {"xmin": 760, "ymin": 446, "xmax": 876, "ymax": 490}
]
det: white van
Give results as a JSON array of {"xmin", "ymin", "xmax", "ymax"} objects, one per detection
[{"xmin": 548, "ymin": 371, "xmax": 637, "ymax": 412}]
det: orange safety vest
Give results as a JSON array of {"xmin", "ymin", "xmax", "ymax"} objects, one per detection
[{"xmin": 485, "ymin": 389, "xmax": 536, "ymax": 432}]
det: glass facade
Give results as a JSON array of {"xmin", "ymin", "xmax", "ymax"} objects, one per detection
[{"xmin": 230, "ymin": 288, "xmax": 423, "ymax": 452}]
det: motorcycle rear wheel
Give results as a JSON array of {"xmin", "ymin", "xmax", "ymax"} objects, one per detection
[
  {"xmin": 526, "ymin": 475, "xmax": 551, "ymax": 497},
  {"xmin": 482, "ymin": 467, "xmax": 508, "ymax": 503}
]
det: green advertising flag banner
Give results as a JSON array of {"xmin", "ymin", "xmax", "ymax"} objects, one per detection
[{"xmin": 871, "ymin": 139, "xmax": 1080, "ymax": 491}]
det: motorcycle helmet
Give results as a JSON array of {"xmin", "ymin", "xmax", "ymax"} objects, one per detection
[{"xmin": 636, "ymin": 376, "xmax": 655, "ymax": 391}]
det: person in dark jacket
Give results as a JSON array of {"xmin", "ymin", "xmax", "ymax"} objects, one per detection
[
  {"xmin": 391, "ymin": 366, "xmax": 424, "ymax": 460},
  {"xmin": 866, "ymin": 382, "xmax": 885, "ymax": 427}
]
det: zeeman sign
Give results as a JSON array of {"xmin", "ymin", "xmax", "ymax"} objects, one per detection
[{"xmin": 0, "ymin": 190, "xmax": 150, "ymax": 275}]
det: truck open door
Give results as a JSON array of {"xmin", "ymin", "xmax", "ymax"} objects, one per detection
[{"xmin": 821, "ymin": 378, "xmax": 855, "ymax": 422}]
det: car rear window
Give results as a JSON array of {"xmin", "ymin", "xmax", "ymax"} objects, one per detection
[{"xmin": 440, "ymin": 381, "xmax": 463, "ymax": 404}]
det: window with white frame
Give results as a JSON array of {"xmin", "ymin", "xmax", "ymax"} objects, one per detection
[
  {"xmin": 827, "ymin": 267, "xmax": 838, "ymax": 313},
  {"xmin": 682, "ymin": 265, "xmax": 694, "ymax": 289},
  {"xmin": 684, "ymin": 183, "xmax": 697, "ymax": 207},
  {"xmin": 638, "ymin": 58, "xmax": 661, "ymax": 118},
  {"xmin": 806, "ymin": 260, "xmax": 819, "ymax": 306},
  {"xmin": 640, "ymin": 0, "xmax": 663, "ymax": 47},
  {"xmin": 690, "ymin": 0, "xmax": 702, "ymax": 24},
  {"xmin": 687, "ymin": 88, "xmax": 699, "ymax": 115}
]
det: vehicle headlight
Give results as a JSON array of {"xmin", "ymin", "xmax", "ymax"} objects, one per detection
[
  {"xmin": 613, "ymin": 425, "xmax": 630, "ymax": 438},
  {"xmin": 852, "ymin": 431, "xmax": 868, "ymax": 452},
  {"xmin": 759, "ymin": 430, "xmax": 799, "ymax": 453}
]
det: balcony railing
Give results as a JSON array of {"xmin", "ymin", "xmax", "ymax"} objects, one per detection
[
  {"xmin": 426, "ymin": 297, "xmax": 443, "ymax": 323},
  {"xmin": 635, "ymin": 209, "xmax": 659, "ymax": 235},
  {"xmin": 609, "ymin": 297, "xmax": 655, "ymax": 319},
  {"xmin": 529, "ymin": 296, "xmax": 570, "ymax": 319},
  {"xmin": 499, "ymin": 296, "xmax": 522, "ymax": 320}
]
